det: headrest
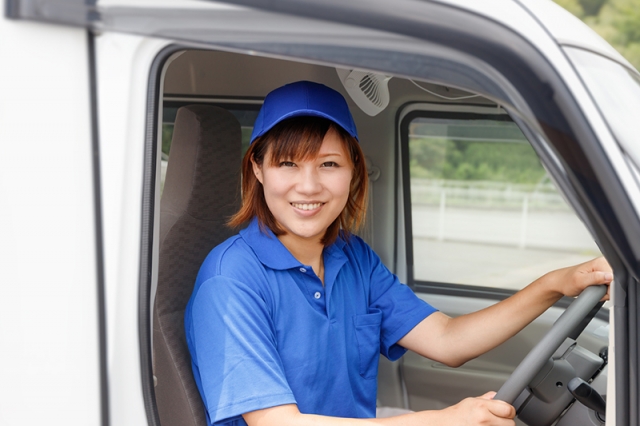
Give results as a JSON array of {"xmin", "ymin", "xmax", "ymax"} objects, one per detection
[{"xmin": 161, "ymin": 105, "xmax": 242, "ymax": 231}]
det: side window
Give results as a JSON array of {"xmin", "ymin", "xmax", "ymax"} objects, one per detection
[
  {"xmin": 160, "ymin": 100, "xmax": 260, "ymax": 189},
  {"xmin": 401, "ymin": 106, "xmax": 601, "ymax": 290}
]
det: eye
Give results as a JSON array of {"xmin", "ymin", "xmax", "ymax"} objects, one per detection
[
  {"xmin": 279, "ymin": 161, "xmax": 296, "ymax": 167},
  {"xmin": 321, "ymin": 161, "xmax": 339, "ymax": 168}
]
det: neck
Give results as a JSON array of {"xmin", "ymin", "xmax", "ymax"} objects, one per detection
[
  {"xmin": 278, "ymin": 233, "xmax": 323, "ymax": 266},
  {"xmin": 278, "ymin": 233, "xmax": 325, "ymax": 283}
]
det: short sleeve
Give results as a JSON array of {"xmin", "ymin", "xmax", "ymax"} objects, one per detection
[
  {"xmin": 366, "ymin": 247, "xmax": 437, "ymax": 361},
  {"xmin": 187, "ymin": 275, "xmax": 296, "ymax": 424}
]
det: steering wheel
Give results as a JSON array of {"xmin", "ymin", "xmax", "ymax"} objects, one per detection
[{"xmin": 494, "ymin": 285, "xmax": 608, "ymax": 404}]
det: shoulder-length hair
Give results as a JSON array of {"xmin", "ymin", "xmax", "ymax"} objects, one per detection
[{"xmin": 228, "ymin": 116, "xmax": 368, "ymax": 246}]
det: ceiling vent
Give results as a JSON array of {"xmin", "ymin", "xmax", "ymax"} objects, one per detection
[{"xmin": 336, "ymin": 69, "xmax": 391, "ymax": 116}]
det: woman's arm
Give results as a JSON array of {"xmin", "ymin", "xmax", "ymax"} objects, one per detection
[
  {"xmin": 243, "ymin": 395, "xmax": 516, "ymax": 426},
  {"xmin": 398, "ymin": 257, "xmax": 613, "ymax": 367}
]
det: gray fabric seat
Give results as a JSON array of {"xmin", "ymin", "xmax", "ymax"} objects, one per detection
[{"xmin": 153, "ymin": 105, "xmax": 242, "ymax": 426}]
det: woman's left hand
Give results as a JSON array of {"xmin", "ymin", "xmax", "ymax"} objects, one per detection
[{"xmin": 545, "ymin": 257, "xmax": 613, "ymax": 300}]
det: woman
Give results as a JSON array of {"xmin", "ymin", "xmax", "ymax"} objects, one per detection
[{"xmin": 185, "ymin": 81, "xmax": 612, "ymax": 426}]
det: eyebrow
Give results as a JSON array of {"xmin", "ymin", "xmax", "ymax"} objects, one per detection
[{"xmin": 316, "ymin": 151, "xmax": 345, "ymax": 158}]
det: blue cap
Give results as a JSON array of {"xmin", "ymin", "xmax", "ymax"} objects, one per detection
[{"xmin": 250, "ymin": 81, "xmax": 358, "ymax": 144}]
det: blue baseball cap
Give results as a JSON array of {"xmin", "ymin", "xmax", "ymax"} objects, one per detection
[{"xmin": 250, "ymin": 81, "xmax": 358, "ymax": 144}]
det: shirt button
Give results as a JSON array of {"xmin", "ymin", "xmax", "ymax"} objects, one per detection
[
  {"xmin": 299, "ymin": 267, "xmax": 307, "ymax": 273},
  {"xmin": 314, "ymin": 292, "xmax": 321, "ymax": 299}
]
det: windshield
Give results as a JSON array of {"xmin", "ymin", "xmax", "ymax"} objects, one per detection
[{"xmin": 565, "ymin": 47, "xmax": 640, "ymax": 167}]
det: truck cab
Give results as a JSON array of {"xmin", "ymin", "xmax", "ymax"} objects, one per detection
[{"xmin": 1, "ymin": 1, "xmax": 639, "ymax": 425}]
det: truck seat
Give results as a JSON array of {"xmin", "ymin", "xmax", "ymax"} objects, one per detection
[{"xmin": 153, "ymin": 105, "xmax": 242, "ymax": 426}]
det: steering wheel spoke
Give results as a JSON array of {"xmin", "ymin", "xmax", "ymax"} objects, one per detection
[{"xmin": 494, "ymin": 285, "xmax": 607, "ymax": 404}]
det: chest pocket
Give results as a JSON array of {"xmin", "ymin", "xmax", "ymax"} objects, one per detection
[{"xmin": 353, "ymin": 310, "xmax": 382, "ymax": 379}]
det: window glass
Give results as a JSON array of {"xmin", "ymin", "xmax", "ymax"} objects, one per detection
[
  {"xmin": 566, "ymin": 47, "xmax": 640, "ymax": 169},
  {"xmin": 405, "ymin": 110, "xmax": 601, "ymax": 290}
]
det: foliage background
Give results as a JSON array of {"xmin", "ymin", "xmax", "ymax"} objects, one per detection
[{"xmin": 554, "ymin": 0, "xmax": 640, "ymax": 70}]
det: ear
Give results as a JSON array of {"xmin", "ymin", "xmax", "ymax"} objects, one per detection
[{"xmin": 251, "ymin": 155, "xmax": 264, "ymax": 184}]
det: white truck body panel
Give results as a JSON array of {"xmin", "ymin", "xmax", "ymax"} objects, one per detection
[{"xmin": 0, "ymin": 18, "xmax": 101, "ymax": 426}]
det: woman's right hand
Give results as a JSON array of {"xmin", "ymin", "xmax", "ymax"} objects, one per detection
[{"xmin": 434, "ymin": 392, "xmax": 515, "ymax": 425}]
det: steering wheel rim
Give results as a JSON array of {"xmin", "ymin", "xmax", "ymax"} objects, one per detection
[{"xmin": 494, "ymin": 285, "xmax": 608, "ymax": 404}]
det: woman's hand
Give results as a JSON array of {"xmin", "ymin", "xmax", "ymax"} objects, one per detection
[
  {"xmin": 435, "ymin": 392, "xmax": 515, "ymax": 426},
  {"xmin": 542, "ymin": 257, "xmax": 613, "ymax": 300}
]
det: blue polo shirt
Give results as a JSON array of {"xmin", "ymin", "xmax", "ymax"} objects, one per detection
[{"xmin": 185, "ymin": 218, "xmax": 436, "ymax": 425}]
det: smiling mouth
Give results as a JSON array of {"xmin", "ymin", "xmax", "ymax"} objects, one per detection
[{"xmin": 291, "ymin": 202, "xmax": 323, "ymax": 211}]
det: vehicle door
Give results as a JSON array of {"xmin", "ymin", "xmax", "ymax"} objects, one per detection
[{"xmin": 6, "ymin": 1, "xmax": 639, "ymax": 426}]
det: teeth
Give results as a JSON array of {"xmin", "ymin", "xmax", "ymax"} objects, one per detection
[{"xmin": 292, "ymin": 202, "xmax": 322, "ymax": 211}]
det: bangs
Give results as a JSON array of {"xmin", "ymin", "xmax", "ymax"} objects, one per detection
[{"xmin": 265, "ymin": 117, "xmax": 345, "ymax": 166}]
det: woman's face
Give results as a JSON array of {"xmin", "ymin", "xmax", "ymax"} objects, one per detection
[{"xmin": 252, "ymin": 127, "xmax": 353, "ymax": 248}]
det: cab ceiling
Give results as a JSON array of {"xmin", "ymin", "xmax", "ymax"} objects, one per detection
[{"xmin": 162, "ymin": 50, "xmax": 493, "ymax": 108}]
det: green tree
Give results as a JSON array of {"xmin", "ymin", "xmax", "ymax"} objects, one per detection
[
  {"xmin": 581, "ymin": 0, "xmax": 607, "ymax": 15},
  {"xmin": 409, "ymin": 137, "xmax": 545, "ymax": 184}
]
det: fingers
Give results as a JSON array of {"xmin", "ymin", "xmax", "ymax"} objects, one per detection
[
  {"xmin": 574, "ymin": 257, "xmax": 613, "ymax": 300},
  {"xmin": 428, "ymin": 398, "xmax": 516, "ymax": 426},
  {"xmin": 579, "ymin": 270, "xmax": 613, "ymax": 286},
  {"xmin": 590, "ymin": 270, "xmax": 613, "ymax": 301},
  {"xmin": 479, "ymin": 391, "xmax": 497, "ymax": 400},
  {"xmin": 478, "ymin": 391, "xmax": 516, "ymax": 418},
  {"xmin": 446, "ymin": 394, "xmax": 516, "ymax": 424},
  {"xmin": 485, "ymin": 398, "xmax": 516, "ymax": 420},
  {"xmin": 550, "ymin": 257, "xmax": 614, "ymax": 299},
  {"xmin": 475, "ymin": 394, "xmax": 515, "ymax": 420}
]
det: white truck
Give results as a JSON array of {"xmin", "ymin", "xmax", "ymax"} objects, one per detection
[{"xmin": 1, "ymin": 0, "xmax": 639, "ymax": 425}]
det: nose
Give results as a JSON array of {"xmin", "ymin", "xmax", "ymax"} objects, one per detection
[{"xmin": 296, "ymin": 165, "xmax": 322, "ymax": 195}]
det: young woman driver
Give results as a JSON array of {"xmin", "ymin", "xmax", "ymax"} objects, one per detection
[{"xmin": 185, "ymin": 81, "xmax": 613, "ymax": 426}]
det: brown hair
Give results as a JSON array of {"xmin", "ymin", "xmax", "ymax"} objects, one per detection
[{"xmin": 228, "ymin": 116, "xmax": 368, "ymax": 246}]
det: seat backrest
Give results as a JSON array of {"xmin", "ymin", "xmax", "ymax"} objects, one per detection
[{"xmin": 153, "ymin": 105, "xmax": 242, "ymax": 426}]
